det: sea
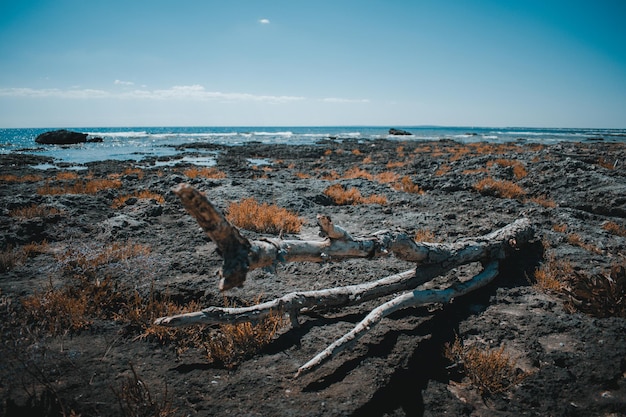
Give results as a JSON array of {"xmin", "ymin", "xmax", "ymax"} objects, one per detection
[{"xmin": 1, "ymin": 126, "xmax": 624, "ymax": 167}]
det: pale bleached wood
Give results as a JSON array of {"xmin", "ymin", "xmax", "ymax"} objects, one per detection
[
  {"xmin": 172, "ymin": 184, "xmax": 532, "ymax": 290},
  {"xmin": 295, "ymin": 261, "xmax": 500, "ymax": 377}
]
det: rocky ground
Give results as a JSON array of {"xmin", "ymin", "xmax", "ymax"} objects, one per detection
[{"xmin": 1, "ymin": 138, "xmax": 625, "ymax": 416}]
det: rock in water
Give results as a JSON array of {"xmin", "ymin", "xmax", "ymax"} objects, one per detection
[
  {"xmin": 389, "ymin": 128, "xmax": 412, "ymax": 136},
  {"xmin": 35, "ymin": 129, "xmax": 88, "ymax": 145}
]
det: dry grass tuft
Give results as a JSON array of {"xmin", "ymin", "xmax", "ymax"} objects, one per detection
[
  {"xmin": 343, "ymin": 166, "xmax": 374, "ymax": 181},
  {"xmin": 603, "ymin": 221, "xmax": 626, "ymax": 237},
  {"xmin": 112, "ymin": 364, "xmax": 176, "ymax": 417},
  {"xmin": 0, "ymin": 173, "xmax": 43, "ymax": 183},
  {"xmin": 294, "ymin": 172, "xmax": 311, "ymax": 179},
  {"xmin": 473, "ymin": 178, "xmax": 526, "ymax": 199},
  {"xmin": 323, "ymin": 184, "xmax": 387, "ymax": 205},
  {"xmin": 435, "ymin": 164, "xmax": 451, "ymax": 176},
  {"xmin": 122, "ymin": 167, "xmax": 145, "ymax": 179},
  {"xmin": 392, "ymin": 176, "xmax": 424, "ymax": 194},
  {"xmin": 0, "ymin": 242, "xmax": 49, "ymax": 272},
  {"xmin": 487, "ymin": 159, "xmax": 528, "ymax": 179},
  {"xmin": 597, "ymin": 157, "xmax": 617, "ymax": 170},
  {"xmin": 8, "ymin": 204, "xmax": 63, "ymax": 218},
  {"xmin": 112, "ymin": 190, "xmax": 165, "ymax": 209},
  {"xmin": 226, "ymin": 198, "xmax": 304, "ymax": 234},
  {"xmin": 374, "ymin": 171, "xmax": 399, "ymax": 184},
  {"xmin": 567, "ymin": 233, "xmax": 602, "ymax": 254},
  {"xmin": 37, "ymin": 178, "xmax": 122, "ymax": 195},
  {"xmin": 183, "ymin": 166, "xmax": 227, "ymax": 179},
  {"xmin": 552, "ymin": 223, "xmax": 568, "ymax": 233},
  {"xmin": 563, "ymin": 264, "xmax": 626, "ymax": 318},
  {"xmin": 445, "ymin": 337, "xmax": 529, "ymax": 396},
  {"xmin": 533, "ymin": 251, "xmax": 572, "ymax": 291},
  {"xmin": 414, "ymin": 229, "xmax": 438, "ymax": 242},
  {"xmin": 528, "ymin": 195, "xmax": 557, "ymax": 208}
]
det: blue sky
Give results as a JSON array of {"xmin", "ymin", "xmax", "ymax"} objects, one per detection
[{"xmin": 0, "ymin": 0, "xmax": 625, "ymax": 128}]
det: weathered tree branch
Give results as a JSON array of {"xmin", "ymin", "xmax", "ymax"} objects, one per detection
[
  {"xmin": 295, "ymin": 261, "xmax": 500, "ymax": 377},
  {"xmin": 172, "ymin": 184, "xmax": 532, "ymax": 290},
  {"xmin": 164, "ymin": 184, "xmax": 535, "ymax": 377}
]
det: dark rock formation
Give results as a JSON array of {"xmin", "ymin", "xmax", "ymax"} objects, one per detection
[
  {"xmin": 389, "ymin": 128, "xmax": 412, "ymax": 136},
  {"xmin": 35, "ymin": 129, "xmax": 88, "ymax": 145}
]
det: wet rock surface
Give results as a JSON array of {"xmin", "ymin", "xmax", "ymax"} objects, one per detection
[{"xmin": 1, "ymin": 139, "xmax": 625, "ymax": 416}]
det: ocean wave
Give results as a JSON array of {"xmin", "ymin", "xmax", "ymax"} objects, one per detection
[
  {"xmin": 252, "ymin": 131, "xmax": 293, "ymax": 136},
  {"xmin": 87, "ymin": 131, "xmax": 148, "ymax": 138}
]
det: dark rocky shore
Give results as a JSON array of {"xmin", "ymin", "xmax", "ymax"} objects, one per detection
[{"xmin": 1, "ymin": 139, "xmax": 625, "ymax": 416}]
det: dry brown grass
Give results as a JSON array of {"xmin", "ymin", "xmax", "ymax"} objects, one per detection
[
  {"xmin": 597, "ymin": 157, "xmax": 617, "ymax": 170},
  {"xmin": 183, "ymin": 166, "xmax": 227, "ymax": 179},
  {"xmin": 122, "ymin": 167, "xmax": 145, "ymax": 179},
  {"xmin": 533, "ymin": 250, "xmax": 572, "ymax": 291},
  {"xmin": 112, "ymin": 364, "xmax": 176, "ymax": 417},
  {"xmin": 55, "ymin": 171, "xmax": 79, "ymax": 181},
  {"xmin": 351, "ymin": 149, "xmax": 362, "ymax": 156},
  {"xmin": 414, "ymin": 229, "xmax": 438, "ymax": 242},
  {"xmin": 8, "ymin": 204, "xmax": 63, "ymax": 218},
  {"xmin": 563, "ymin": 264, "xmax": 626, "ymax": 318},
  {"xmin": 488, "ymin": 159, "xmax": 528, "ymax": 179},
  {"xmin": 435, "ymin": 164, "xmax": 451, "ymax": 176},
  {"xmin": 374, "ymin": 171, "xmax": 400, "ymax": 184},
  {"xmin": 362, "ymin": 156, "xmax": 373, "ymax": 164},
  {"xmin": 462, "ymin": 167, "xmax": 489, "ymax": 175},
  {"xmin": 323, "ymin": 184, "xmax": 387, "ymax": 205},
  {"xmin": 1, "ymin": 173, "xmax": 43, "ymax": 182},
  {"xmin": 226, "ymin": 198, "xmax": 304, "ymax": 234},
  {"xmin": 294, "ymin": 172, "xmax": 311, "ymax": 179},
  {"xmin": 320, "ymin": 170, "xmax": 340, "ymax": 181},
  {"xmin": 112, "ymin": 190, "xmax": 165, "ymax": 209},
  {"xmin": 552, "ymin": 223, "xmax": 568, "ymax": 233},
  {"xmin": 343, "ymin": 166, "xmax": 374, "ymax": 181},
  {"xmin": 528, "ymin": 194, "xmax": 557, "ymax": 208},
  {"xmin": 37, "ymin": 178, "xmax": 122, "ymax": 195},
  {"xmin": 567, "ymin": 233, "xmax": 603, "ymax": 254},
  {"xmin": 445, "ymin": 337, "xmax": 529, "ymax": 396},
  {"xmin": 0, "ymin": 242, "xmax": 49, "ymax": 273},
  {"xmin": 603, "ymin": 221, "xmax": 626, "ymax": 237},
  {"xmin": 393, "ymin": 176, "xmax": 424, "ymax": 194},
  {"xmin": 473, "ymin": 178, "xmax": 526, "ymax": 199},
  {"xmin": 386, "ymin": 160, "xmax": 406, "ymax": 169}
]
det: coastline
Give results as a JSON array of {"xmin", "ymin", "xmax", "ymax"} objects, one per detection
[{"xmin": 1, "ymin": 138, "xmax": 625, "ymax": 416}]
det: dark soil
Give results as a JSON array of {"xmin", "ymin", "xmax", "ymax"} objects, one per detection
[{"xmin": 1, "ymin": 139, "xmax": 625, "ymax": 416}]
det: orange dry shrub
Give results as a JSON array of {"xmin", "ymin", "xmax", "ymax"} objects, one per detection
[
  {"xmin": 374, "ymin": 171, "xmax": 400, "ymax": 184},
  {"xmin": 462, "ymin": 167, "xmax": 489, "ymax": 175},
  {"xmin": 602, "ymin": 221, "xmax": 626, "ymax": 237},
  {"xmin": 8, "ymin": 204, "xmax": 62, "ymax": 218},
  {"xmin": 414, "ymin": 229, "xmax": 438, "ymax": 242},
  {"xmin": 473, "ymin": 177, "xmax": 526, "ymax": 199},
  {"xmin": 351, "ymin": 149, "xmax": 362, "ymax": 156},
  {"xmin": 320, "ymin": 170, "xmax": 340, "ymax": 180},
  {"xmin": 56, "ymin": 171, "xmax": 79, "ymax": 180},
  {"xmin": 597, "ymin": 157, "xmax": 616, "ymax": 170},
  {"xmin": 0, "ymin": 173, "xmax": 43, "ymax": 183},
  {"xmin": 183, "ymin": 166, "xmax": 227, "ymax": 179},
  {"xmin": 444, "ymin": 337, "xmax": 529, "ymax": 396},
  {"xmin": 343, "ymin": 166, "xmax": 374, "ymax": 181},
  {"xmin": 112, "ymin": 190, "xmax": 165, "ymax": 209},
  {"xmin": 37, "ymin": 178, "xmax": 122, "ymax": 195},
  {"xmin": 122, "ymin": 167, "xmax": 145, "ymax": 179},
  {"xmin": 393, "ymin": 176, "xmax": 424, "ymax": 194},
  {"xmin": 487, "ymin": 159, "xmax": 528, "ymax": 179},
  {"xmin": 362, "ymin": 156, "xmax": 373, "ymax": 164},
  {"xmin": 567, "ymin": 233, "xmax": 602, "ymax": 254},
  {"xmin": 226, "ymin": 198, "xmax": 304, "ymax": 234},
  {"xmin": 533, "ymin": 250, "xmax": 572, "ymax": 291},
  {"xmin": 435, "ymin": 164, "xmax": 451, "ymax": 176},
  {"xmin": 294, "ymin": 172, "xmax": 311, "ymax": 179},
  {"xmin": 323, "ymin": 184, "xmax": 387, "ymax": 205},
  {"xmin": 552, "ymin": 223, "xmax": 568, "ymax": 233},
  {"xmin": 386, "ymin": 160, "xmax": 406, "ymax": 169},
  {"xmin": 528, "ymin": 194, "xmax": 557, "ymax": 208}
]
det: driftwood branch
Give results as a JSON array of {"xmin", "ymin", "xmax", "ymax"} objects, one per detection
[
  {"xmin": 163, "ymin": 184, "xmax": 535, "ymax": 376},
  {"xmin": 172, "ymin": 184, "xmax": 532, "ymax": 290}
]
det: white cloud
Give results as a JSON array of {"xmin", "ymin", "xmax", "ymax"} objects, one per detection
[
  {"xmin": 0, "ymin": 85, "xmax": 304, "ymax": 103},
  {"xmin": 259, "ymin": 18, "xmax": 270, "ymax": 24},
  {"xmin": 114, "ymin": 79, "xmax": 135, "ymax": 86}
]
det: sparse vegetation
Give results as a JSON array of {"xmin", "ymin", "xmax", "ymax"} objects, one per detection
[
  {"xmin": 37, "ymin": 178, "xmax": 122, "ymax": 195},
  {"xmin": 528, "ymin": 195, "xmax": 557, "ymax": 208},
  {"xmin": 112, "ymin": 364, "xmax": 176, "ymax": 417},
  {"xmin": 445, "ymin": 336, "xmax": 529, "ymax": 396},
  {"xmin": 226, "ymin": 198, "xmax": 304, "ymax": 234},
  {"xmin": 563, "ymin": 264, "xmax": 626, "ymax": 318},
  {"xmin": 183, "ymin": 166, "xmax": 227, "ymax": 179},
  {"xmin": 8, "ymin": 204, "xmax": 62, "ymax": 218},
  {"xmin": 112, "ymin": 190, "xmax": 165, "ymax": 209},
  {"xmin": 473, "ymin": 178, "xmax": 526, "ymax": 199},
  {"xmin": 603, "ymin": 221, "xmax": 626, "ymax": 237},
  {"xmin": 323, "ymin": 184, "xmax": 387, "ymax": 205},
  {"xmin": 533, "ymin": 250, "xmax": 573, "ymax": 291}
]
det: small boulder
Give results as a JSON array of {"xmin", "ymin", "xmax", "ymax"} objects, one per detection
[
  {"xmin": 389, "ymin": 128, "xmax": 412, "ymax": 136},
  {"xmin": 35, "ymin": 129, "xmax": 88, "ymax": 145}
]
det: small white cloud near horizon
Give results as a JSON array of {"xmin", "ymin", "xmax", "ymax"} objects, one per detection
[
  {"xmin": 114, "ymin": 79, "xmax": 135, "ymax": 86},
  {"xmin": 259, "ymin": 18, "xmax": 270, "ymax": 24}
]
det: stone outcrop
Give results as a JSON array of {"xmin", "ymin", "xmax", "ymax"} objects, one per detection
[{"xmin": 35, "ymin": 129, "xmax": 89, "ymax": 145}]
